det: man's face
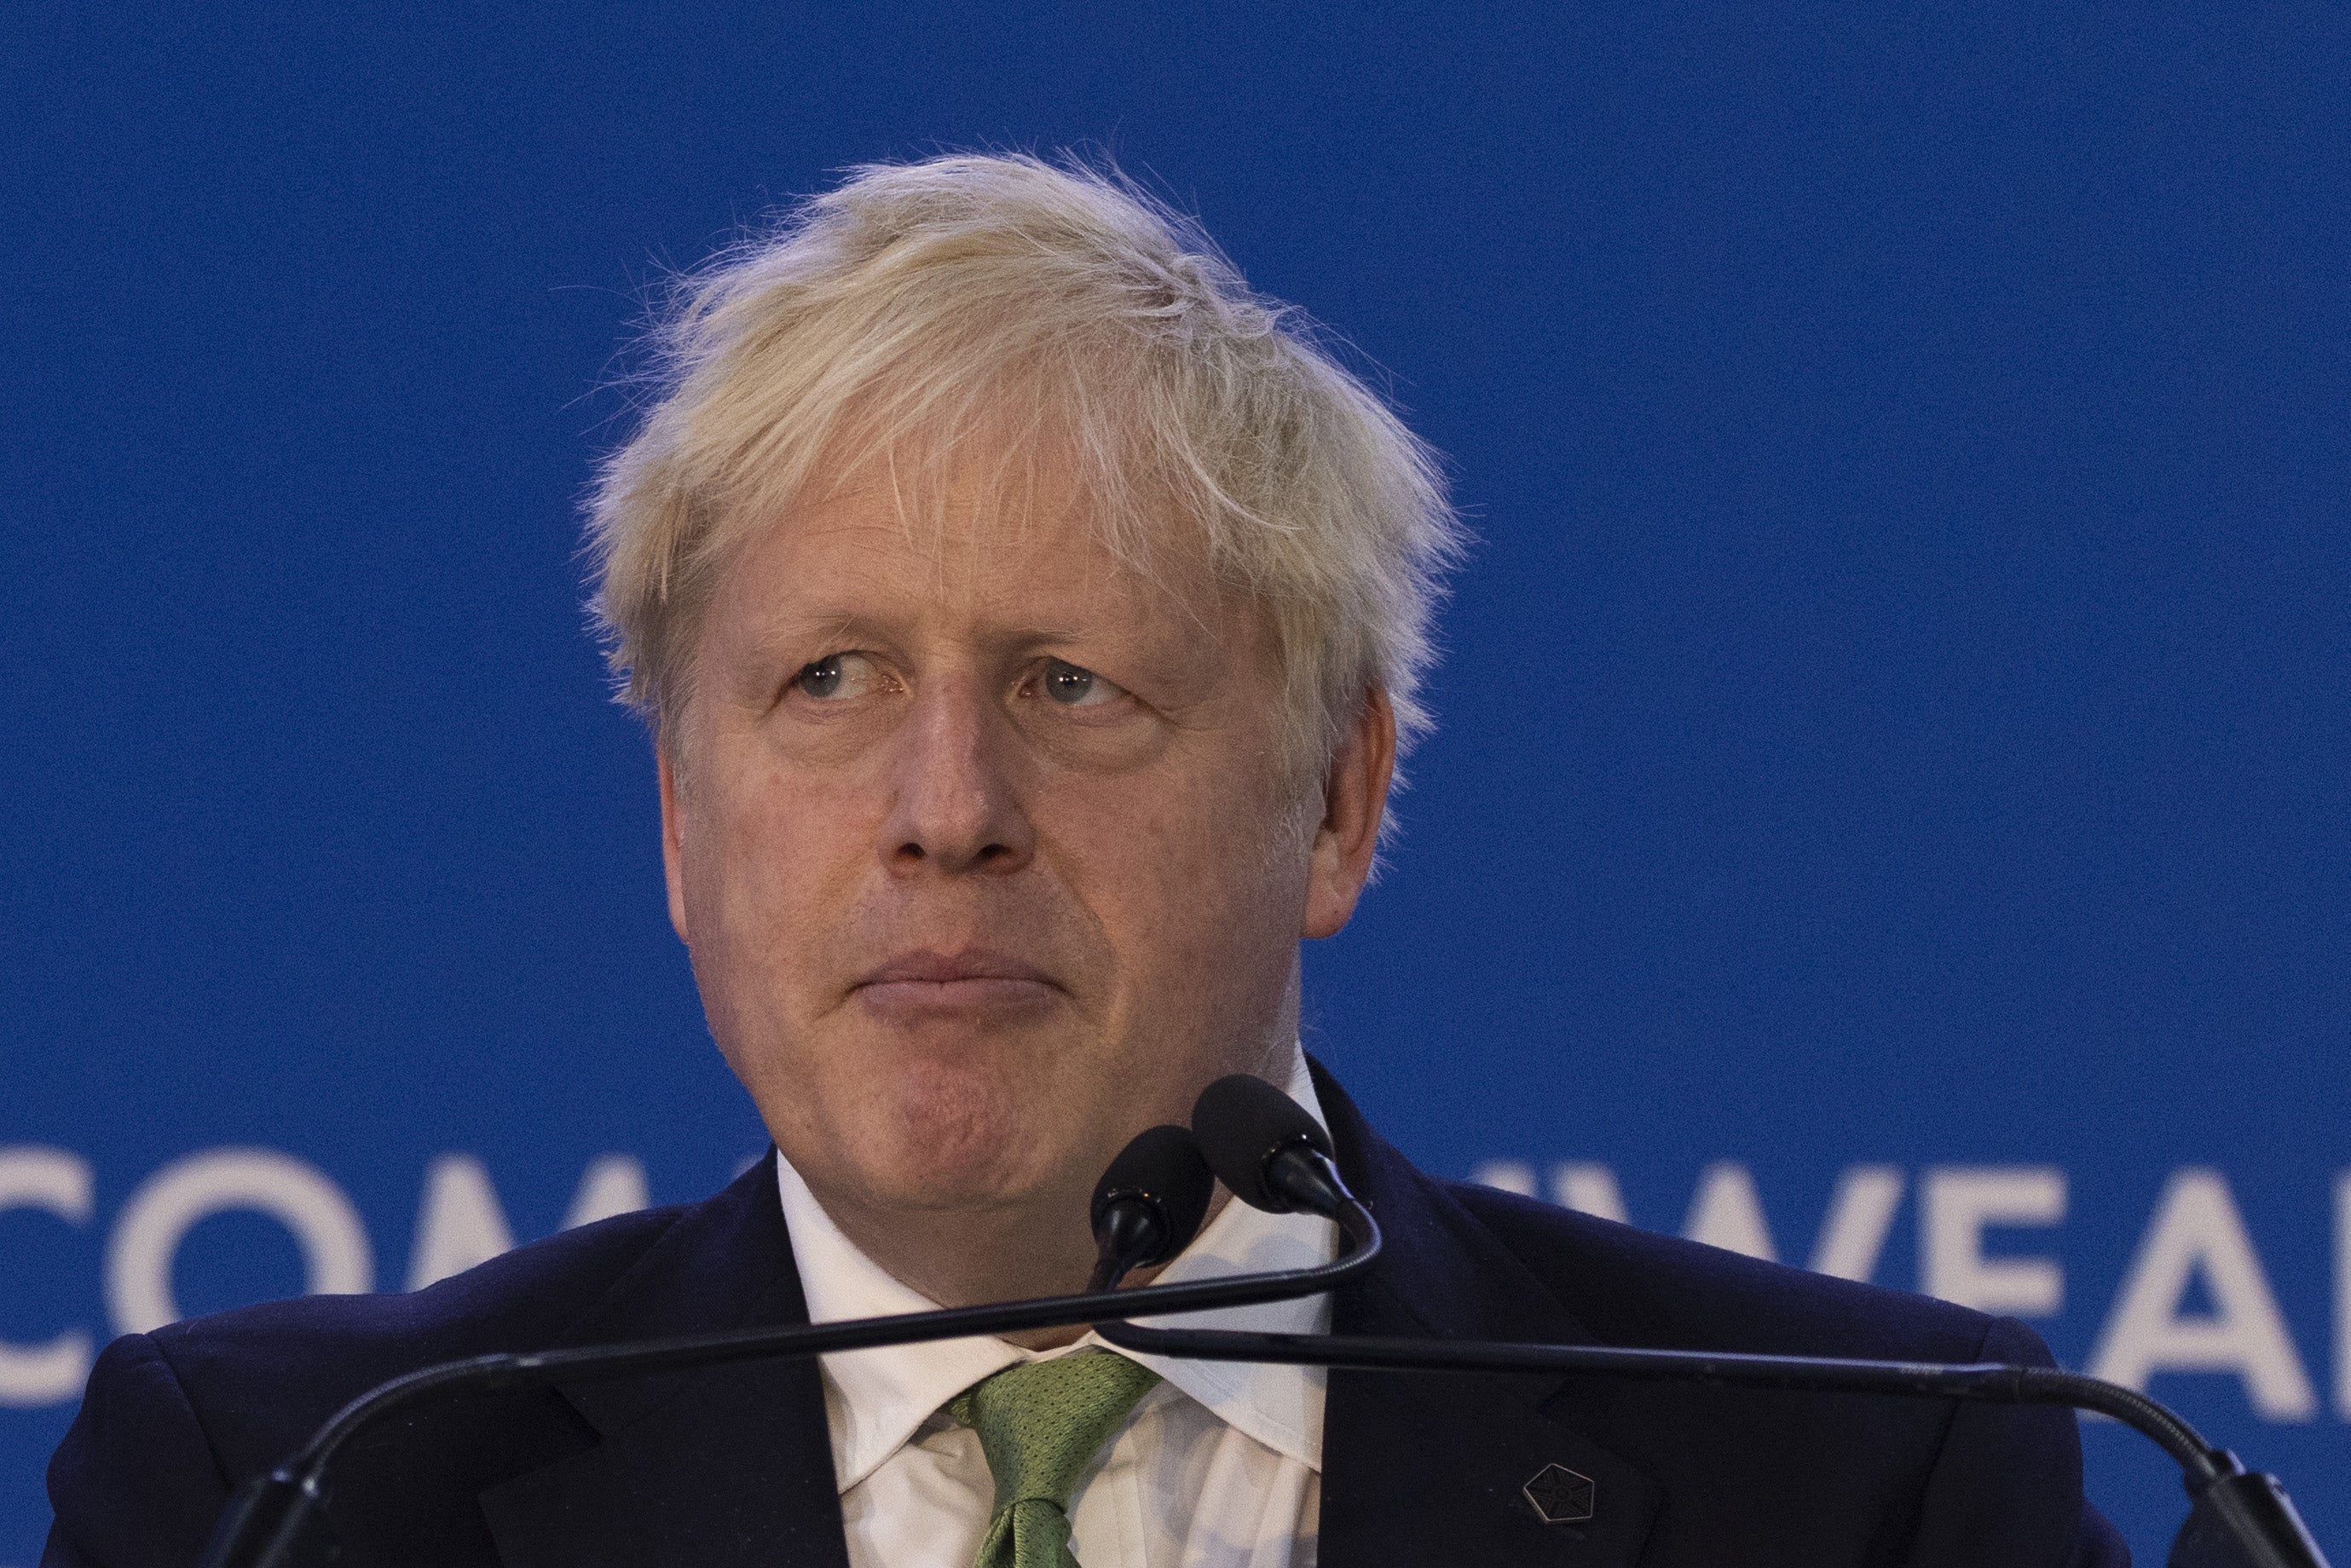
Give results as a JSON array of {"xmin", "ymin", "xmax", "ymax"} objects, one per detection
[{"xmin": 661, "ymin": 457, "xmax": 1380, "ymax": 1244}]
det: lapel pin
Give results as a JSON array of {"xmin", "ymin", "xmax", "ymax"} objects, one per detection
[{"xmin": 1523, "ymin": 1462, "xmax": 1597, "ymax": 1525}]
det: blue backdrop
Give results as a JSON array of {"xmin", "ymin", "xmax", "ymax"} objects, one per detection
[{"xmin": 5, "ymin": 5, "xmax": 2348, "ymax": 1564}]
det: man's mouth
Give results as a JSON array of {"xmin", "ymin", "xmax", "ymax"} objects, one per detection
[{"xmin": 852, "ymin": 948, "xmax": 1064, "ymax": 1017}]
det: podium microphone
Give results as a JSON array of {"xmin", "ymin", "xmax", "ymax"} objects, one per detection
[
  {"xmin": 1098, "ymin": 1074, "xmax": 2332, "ymax": 1568},
  {"xmin": 1086, "ymin": 1123, "xmax": 1216, "ymax": 1292}
]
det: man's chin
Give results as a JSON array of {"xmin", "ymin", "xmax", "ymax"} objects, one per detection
[
  {"xmin": 748, "ymin": 1030, "xmax": 1123, "ymax": 1215},
  {"xmin": 855, "ymin": 1162, "xmax": 1047, "ymax": 1214},
  {"xmin": 836, "ymin": 1075, "xmax": 1085, "ymax": 1211},
  {"xmin": 815, "ymin": 1127, "xmax": 1079, "ymax": 1220}
]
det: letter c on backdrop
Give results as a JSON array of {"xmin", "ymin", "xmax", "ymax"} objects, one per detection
[
  {"xmin": 106, "ymin": 1148, "xmax": 373, "ymax": 1335},
  {"xmin": 0, "ymin": 1146, "xmax": 95, "ymax": 1406}
]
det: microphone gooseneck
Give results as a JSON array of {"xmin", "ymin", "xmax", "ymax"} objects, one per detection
[
  {"xmin": 201, "ymin": 1126, "xmax": 1383, "ymax": 1568},
  {"xmin": 200, "ymin": 1079, "xmax": 2329, "ymax": 1568},
  {"xmin": 1086, "ymin": 1124, "xmax": 1216, "ymax": 1292}
]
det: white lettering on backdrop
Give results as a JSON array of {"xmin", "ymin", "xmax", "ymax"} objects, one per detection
[
  {"xmin": 2088, "ymin": 1168, "xmax": 2318, "ymax": 1422},
  {"xmin": 3, "ymin": 1150, "xmax": 2344, "ymax": 1424},
  {"xmin": 0, "ymin": 1148, "xmax": 94, "ymax": 1406},
  {"xmin": 407, "ymin": 1152, "xmax": 651, "ymax": 1289},
  {"xmin": 1470, "ymin": 1159, "xmax": 1908, "ymax": 1282},
  {"xmin": 1921, "ymin": 1167, "xmax": 2066, "ymax": 1317},
  {"xmin": 0, "ymin": 1145, "xmax": 650, "ymax": 1406},
  {"xmin": 107, "ymin": 1150, "xmax": 374, "ymax": 1335}
]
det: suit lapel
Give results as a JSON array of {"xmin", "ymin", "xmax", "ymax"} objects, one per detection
[
  {"xmin": 477, "ymin": 1153, "xmax": 852, "ymax": 1568},
  {"xmin": 1313, "ymin": 1064, "xmax": 1661, "ymax": 1567}
]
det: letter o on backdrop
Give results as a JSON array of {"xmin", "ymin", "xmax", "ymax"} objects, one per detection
[{"xmin": 106, "ymin": 1148, "xmax": 373, "ymax": 1335}]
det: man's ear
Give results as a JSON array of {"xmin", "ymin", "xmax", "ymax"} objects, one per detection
[
  {"xmin": 1303, "ymin": 688, "xmax": 1398, "ymax": 940},
  {"xmin": 657, "ymin": 745, "xmax": 690, "ymax": 946}
]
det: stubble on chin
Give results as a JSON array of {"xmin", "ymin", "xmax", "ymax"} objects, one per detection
[{"xmin": 782, "ymin": 1023, "xmax": 1097, "ymax": 1215}]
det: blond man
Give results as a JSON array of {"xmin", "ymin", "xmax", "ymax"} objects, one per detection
[{"xmin": 48, "ymin": 154, "xmax": 2119, "ymax": 1568}]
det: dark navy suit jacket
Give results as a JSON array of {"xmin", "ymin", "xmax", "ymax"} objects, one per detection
[{"xmin": 46, "ymin": 1066, "xmax": 2128, "ymax": 1566}]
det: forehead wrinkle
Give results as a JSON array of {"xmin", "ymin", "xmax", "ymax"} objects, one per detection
[{"xmin": 718, "ymin": 454, "xmax": 1262, "ymax": 690}]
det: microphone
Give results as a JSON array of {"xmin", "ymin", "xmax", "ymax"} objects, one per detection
[
  {"xmin": 1190, "ymin": 1072, "xmax": 1360, "ymax": 1219},
  {"xmin": 1088, "ymin": 1124, "xmax": 1216, "ymax": 1291},
  {"xmin": 1100, "ymin": 1076, "xmax": 2330, "ymax": 1568},
  {"xmin": 199, "ymin": 1122, "xmax": 1383, "ymax": 1568}
]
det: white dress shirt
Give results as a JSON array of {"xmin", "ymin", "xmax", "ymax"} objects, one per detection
[{"xmin": 777, "ymin": 1051, "xmax": 1337, "ymax": 1568}]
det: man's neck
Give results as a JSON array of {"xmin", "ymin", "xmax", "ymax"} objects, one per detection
[{"xmin": 809, "ymin": 1183, "xmax": 1237, "ymax": 1348}]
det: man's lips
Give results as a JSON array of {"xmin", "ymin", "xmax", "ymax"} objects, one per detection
[{"xmin": 852, "ymin": 948, "xmax": 1064, "ymax": 1016}]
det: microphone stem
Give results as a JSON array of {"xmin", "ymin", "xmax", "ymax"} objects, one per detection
[
  {"xmin": 1094, "ymin": 1311, "xmax": 2335, "ymax": 1568},
  {"xmin": 1099, "ymin": 1321, "xmax": 2216, "ymax": 1476}
]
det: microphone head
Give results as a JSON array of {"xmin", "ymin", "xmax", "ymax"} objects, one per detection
[
  {"xmin": 1089, "ymin": 1124, "xmax": 1216, "ymax": 1270},
  {"xmin": 1191, "ymin": 1074, "xmax": 1335, "ymax": 1213}
]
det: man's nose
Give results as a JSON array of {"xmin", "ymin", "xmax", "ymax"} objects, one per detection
[{"xmin": 878, "ymin": 676, "xmax": 1035, "ymax": 876}]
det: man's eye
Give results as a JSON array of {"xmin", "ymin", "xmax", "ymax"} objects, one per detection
[
  {"xmin": 793, "ymin": 653, "xmax": 872, "ymax": 700},
  {"xmin": 1039, "ymin": 658, "xmax": 1123, "ymax": 707}
]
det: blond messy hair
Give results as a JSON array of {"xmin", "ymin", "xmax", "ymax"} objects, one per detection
[{"xmin": 585, "ymin": 153, "xmax": 1464, "ymax": 784}]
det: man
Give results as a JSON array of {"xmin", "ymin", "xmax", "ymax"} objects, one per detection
[{"xmin": 45, "ymin": 153, "xmax": 2124, "ymax": 1566}]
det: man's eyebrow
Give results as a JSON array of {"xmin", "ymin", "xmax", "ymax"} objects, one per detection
[
  {"xmin": 727, "ymin": 600, "xmax": 1218, "ymax": 678},
  {"xmin": 741, "ymin": 609, "xmax": 898, "ymax": 656}
]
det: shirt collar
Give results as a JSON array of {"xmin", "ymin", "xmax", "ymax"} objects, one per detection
[{"xmin": 777, "ymin": 1048, "xmax": 1338, "ymax": 1492}]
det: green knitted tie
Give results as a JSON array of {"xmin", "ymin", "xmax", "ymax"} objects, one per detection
[{"xmin": 946, "ymin": 1350, "xmax": 1163, "ymax": 1568}]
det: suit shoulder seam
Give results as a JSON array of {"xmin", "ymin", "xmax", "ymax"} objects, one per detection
[{"xmin": 130, "ymin": 1331, "xmax": 238, "ymax": 1496}]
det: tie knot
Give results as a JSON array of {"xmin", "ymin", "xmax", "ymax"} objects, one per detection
[{"xmin": 949, "ymin": 1350, "xmax": 1162, "ymax": 1514}]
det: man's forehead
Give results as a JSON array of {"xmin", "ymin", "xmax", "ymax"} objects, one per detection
[
  {"xmin": 695, "ymin": 533, "xmax": 1251, "ymax": 697},
  {"xmin": 714, "ymin": 475, "xmax": 1228, "ymax": 636}
]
